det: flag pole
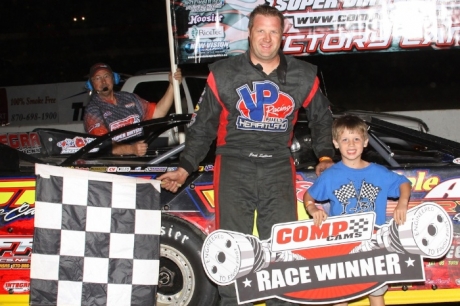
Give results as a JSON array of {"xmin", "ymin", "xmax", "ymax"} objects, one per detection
[{"xmin": 166, "ymin": 0, "xmax": 185, "ymax": 143}]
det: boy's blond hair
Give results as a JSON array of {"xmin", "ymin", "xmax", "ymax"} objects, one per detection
[{"xmin": 332, "ymin": 115, "xmax": 369, "ymax": 141}]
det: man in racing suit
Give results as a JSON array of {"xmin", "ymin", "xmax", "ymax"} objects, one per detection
[
  {"xmin": 158, "ymin": 5, "xmax": 335, "ymax": 306},
  {"xmin": 84, "ymin": 63, "xmax": 182, "ymax": 156}
]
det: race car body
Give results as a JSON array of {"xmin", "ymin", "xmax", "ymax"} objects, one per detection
[{"xmin": 0, "ymin": 113, "xmax": 460, "ymax": 305}]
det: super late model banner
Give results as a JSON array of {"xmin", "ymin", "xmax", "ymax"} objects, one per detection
[
  {"xmin": 201, "ymin": 202, "xmax": 453, "ymax": 304},
  {"xmin": 171, "ymin": 0, "xmax": 460, "ymax": 64}
]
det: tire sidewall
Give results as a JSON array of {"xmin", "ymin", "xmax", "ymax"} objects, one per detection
[{"xmin": 160, "ymin": 214, "xmax": 218, "ymax": 305}]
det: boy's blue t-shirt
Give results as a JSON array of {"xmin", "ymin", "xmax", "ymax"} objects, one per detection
[{"xmin": 308, "ymin": 161, "xmax": 410, "ymax": 225}]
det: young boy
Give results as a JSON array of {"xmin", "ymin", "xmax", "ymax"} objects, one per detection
[{"xmin": 303, "ymin": 114, "xmax": 411, "ymax": 306}]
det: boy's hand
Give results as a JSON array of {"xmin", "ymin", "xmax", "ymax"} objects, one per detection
[
  {"xmin": 393, "ymin": 201, "xmax": 408, "ymax": 225},
  {"xmin": 306, "ymin": 202, "xmax": 328, "ymax": 227}
]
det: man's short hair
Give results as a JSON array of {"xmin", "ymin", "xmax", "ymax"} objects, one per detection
[
  {"xmin": 332, "ymin": 115, "xmax": 369, "ymax": 141},
  {"xmin": 248, "ymin": 4, "xmax": 284, "ymax": 32}
]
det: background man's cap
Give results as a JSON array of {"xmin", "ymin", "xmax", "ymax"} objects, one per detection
[{"xmin": 89, "ymin": 63, "xmax": 113, "ymax": 78}]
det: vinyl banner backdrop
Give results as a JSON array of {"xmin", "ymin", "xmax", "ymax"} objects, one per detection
[
  {"xmin": 0, "ymin": 82, "xmax": 88, "ymax": 128},
  {"xmin": 201, "ymin": 203, "xmax": 454, "ymax": 304},
  {"xmin": 172, "ymin": 0, "xmax": 460, "ymax": 64},
  {"xmin": 30, "ymin": 164, "xmax": 161, "ymax": 306}
]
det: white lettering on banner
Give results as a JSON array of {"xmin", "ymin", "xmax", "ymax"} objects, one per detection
[
  {"xmin": 183, "ymin": 0, "xmax": 224, "ymax": 12},
  {"xmin": 189, "ymin": 13, "xmax": 224, "ymax": 25},
  {"xmin": 273, "ymin": 0, "xmax": 340, "ymax": 11},
  {"xmin": 283, "ymin": 30, "xmax": 391, "ymax": 53},
  {"xmin": 285, "ymin": 9, "xmax": 379, "ymax": 29},
  {"xmin": 314, "ymin": 254, "xmax": 401, "ymax": 281},
  {"xmin": 257, "ymin": 267, "xmax": 312, "ymax": 291},
  {"xmin": 255, "ymin": 253, "xmax": 401, "ymax": 291}
]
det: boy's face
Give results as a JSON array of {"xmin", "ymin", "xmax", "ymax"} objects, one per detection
[{"xmin": 333, "ymin": 128, "xmax": 368, "ymax": 164}]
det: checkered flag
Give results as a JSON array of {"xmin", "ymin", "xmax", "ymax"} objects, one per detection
[
  {"xmin": 333, "ymin": 181, "xmax": 357, "ymax": 204},
  {"xmin": 359, "ymin": 181, "xmax": 380, "ymax": 203},
  {"xmin": 30, "ymin": 164, "xmax": 161, "ymax": 306},
  {"xmin": 348, "ymin": 217, "xmax": 371, "ymax": 234}
]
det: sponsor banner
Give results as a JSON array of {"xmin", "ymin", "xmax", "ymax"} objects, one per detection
[
  {"xmin": 202, "ymin": 203, "xmax": 453, "ymax": 304},
  {"xmin": 172, "ymin": 0, "xmax": 460, "ymax": 64},
  {"xmin": 0, "ymin": 82, "xmax": 88, "ymax": 127}
]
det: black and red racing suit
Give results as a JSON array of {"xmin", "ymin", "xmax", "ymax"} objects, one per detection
[{"xmin": 179, "ymin": 50, "xmax": 334, "ymax": 306}]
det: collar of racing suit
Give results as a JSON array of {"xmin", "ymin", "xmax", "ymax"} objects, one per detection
[{"xmin": 245, "ymin": 49, "xmax": 287, "ymax": 85}]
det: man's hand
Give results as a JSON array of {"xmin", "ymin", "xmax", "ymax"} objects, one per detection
[
  {"xmin": 169, "ymin": 68, "xmax": 182, "ymax": 84},
  {"xmin": 112, "ymin": 141, "xmax": 147, "ymax": 156},
  {"xmin": 315, "ymin": 158, "xmax": 334, "ymax": 176},
  {"xmin": 157, "ymin": 167, "xmax": 189, "ymax": 193},
  {"xmin": 130, "ymin": 141, "xmax": 148, "ymax": 156}
]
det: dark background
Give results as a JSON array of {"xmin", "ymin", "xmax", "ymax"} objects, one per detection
[
  {"xmin": 1, "ymin": 0, "xmax": 459, "ymax": 112},
  {"xmin": 0, "ymin": 2, "xmax": 459, "ymax": 305}
]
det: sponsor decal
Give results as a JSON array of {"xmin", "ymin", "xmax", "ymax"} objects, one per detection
[
  {"xmin": 0, "ymin": 179, "xmax": 35, "ymax": 224},
  {"xmin": 110, "ymin": 115, "xmax": 144, "ymax": 142},
  {"xmin": 183, "ymin": 0, "xmax": 224, "ymax": 12},
  {"xmin": 0, "ymin": 236, "xmax": 33, "ymax": 269},
  {"xmin": 183, "ymin": 41, "xmax": 229, "ymax": 53},
  {"xmin": 4, "ymin": 280, "xmax": 30, "ymax": 293},
  {"xmin": 188, "ymin": 25, "xmax": 225, "ymax": 39},
  {"xmin": 236, "ymin": 81, "xmax": 294, "ymax": 132},
  {"xmin": 89, "ymin": 167, "xmax": 108, "ymax": 172},
  {"xmin": 189, "ymin": 13, "xmax": 224, "ymax": 25},
  {"xmin": 130, "ymin": 167, "xmax": 144, "ymax": 172},
  {"xmin": 57, "ymin": 136, "xmax": 97, "ymax": 154},
  {"xmin": 145, "ymin": 167, "xmax": 168, "ymax": 172},
  {"xmin": 0, "ymin": 132, "xmax": 41, "ymax": 154}
]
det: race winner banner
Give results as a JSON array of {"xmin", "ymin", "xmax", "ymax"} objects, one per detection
[
  {"xmin": 171, "ymin": 0, "xmax": 460, "ymax": 64},
  {"xmin": 201, "ymin": 202, "xmax": 454, "ymax": 304}
]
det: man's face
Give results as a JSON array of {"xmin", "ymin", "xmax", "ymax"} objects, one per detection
[
  {"xmin": 248, "ymin": 14, "xmax": 282, "ymax": 64},
  {"xmin": 91, "ymin": 69, "xmax": 113, "ymax": 94}
]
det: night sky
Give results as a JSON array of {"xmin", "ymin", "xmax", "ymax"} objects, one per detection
[
  {"xmin": 0, "ymin": 1, "xmax": 172, "ymax": 86},
  {"xmin": 1, "ymin": 0, "xmax": 459, "ymax": 112}
]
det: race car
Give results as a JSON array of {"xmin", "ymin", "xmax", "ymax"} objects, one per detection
[{"xmin": 1, "ymin": 112, "xmax": 460, "ymax": 305}]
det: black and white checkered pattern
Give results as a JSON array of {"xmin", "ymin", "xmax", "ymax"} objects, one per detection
[
  {"xmin": 333, "ymin": 181, "xmax": 357, "ymax": 204},
  {"xmin": 30, "ymin": 164, "xmax": 161, "ymax": 306},
  {"xmin": 348, "ymin": 218, "xmax": 371, "ymax": 234},
  {"xmin": 359, "ymin": 181, "xmax": 380, "ymax": 203}
]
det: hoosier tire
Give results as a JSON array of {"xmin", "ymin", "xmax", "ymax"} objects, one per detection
[{"xmin": 157, "ymin": 214, "xmax": 219, "ymax": 306}]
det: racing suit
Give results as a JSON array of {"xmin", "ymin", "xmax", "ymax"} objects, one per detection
[
  {"xmin": 179, "ymin": 50, "xmax": 334, "ymax": 306},
  {"xmin": 83, "ymin": 91, "xmax": 156, "ymax": 141}
]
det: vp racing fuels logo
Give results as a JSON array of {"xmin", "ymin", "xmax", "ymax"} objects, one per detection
[{"xmin": 236, "ymin": 81, "xmax": 294, "ymax": 132}]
